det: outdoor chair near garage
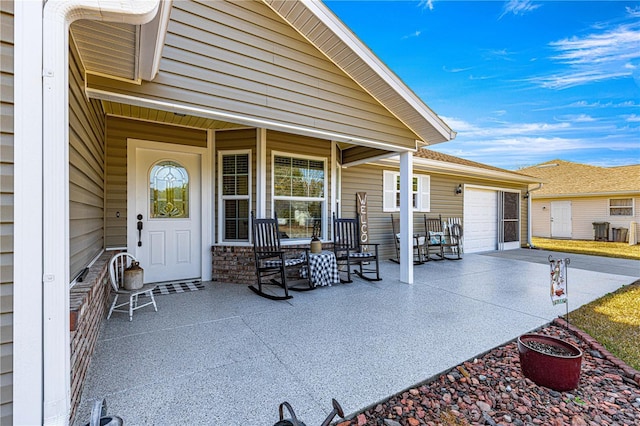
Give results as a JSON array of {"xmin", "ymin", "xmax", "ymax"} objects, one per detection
[
  {"xmin": 390, "ymin": 214, "xmax": 425, "ymax": 265},
  {"xmin": 332, "ymin": 213, "xmax": 381, "ymax": 283},
  {"xmin": 250, "ymin": 212, "xmax": 313, "ymax": 300},
  {"xmin": 423, "ymin": 215, "xmax": 446, "ymax": 261},
  {"xmin": 107, "ymin": 252, "xmax": 158, "ymax": 321},
  {"xmin": 441, "ymin": 218, "xmax": 463, "ymax": 260}
]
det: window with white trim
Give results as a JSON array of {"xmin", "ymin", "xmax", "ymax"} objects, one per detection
[
  {"xmin": 609, "ymin": 198, "xmax": 633, "ymax": 216},
  {"xmin": 383, "ymin": 170, "xmax": 430, "ymax": 212},
  {"xmin": 219, "ymin": 151, "xmax": 250, "ymax": 241},
  {"xmin": 273, "ymin": 154, "xmax": 326, "ymax": 240}
]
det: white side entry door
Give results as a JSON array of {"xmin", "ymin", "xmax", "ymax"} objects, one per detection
[
  {"xmin": 128, "ymin": 141, "xmax": 202, "ymax": 283},
  {"xmin": 551, "ymin": 201, "xmax": 572, "ymax": 238}
]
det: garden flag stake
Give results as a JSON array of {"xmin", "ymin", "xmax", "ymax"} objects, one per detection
[{"xmin": 549, "ymin": 255, "xmax": 571, "ymax": 327}]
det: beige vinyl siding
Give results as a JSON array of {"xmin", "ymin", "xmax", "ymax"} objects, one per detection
[
  {"xmin": 531, "ymin": 200, "xmax": 552, "ymax": 238},
  {"xmin": 263, "ymin": 0, "xmax": 451, "ymax": 146},
  {"xmin": 266, "ymin": 130, "xmax": 332, "ymax": 221},
  {"xmin": 342, "ymin": 164, "xmax": 530, "ymax": 259},
  {"xmin": 215, "ymin": 128, "xmax": 257, "ymax": 241},
  {"xmin": 105, "ymin": 116, "xmax": 207, "ymax": 248},
  {"xmin": 533, "ymin": 196, "xmax": 640, "ymax": 241},
  {"xmin": 0, "ymin": 1, "xmax": 13, "ymax": 422},
  {"xmin": 69, "ymin": 36, "xmax": 107, "ymax": 279},
  {"xmin": 86, "ymin": 0, "xmax": 420, "ymax": 150}
]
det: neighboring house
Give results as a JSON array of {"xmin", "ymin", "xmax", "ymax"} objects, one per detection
[{"xmin": 519, "ymin": 160, "xmax": 640, "ymax": 242}]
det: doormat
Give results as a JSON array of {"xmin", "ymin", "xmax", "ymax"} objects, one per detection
[{"xmin": 152, "ymin": 280, "xmax": 204, "ymax": 296}]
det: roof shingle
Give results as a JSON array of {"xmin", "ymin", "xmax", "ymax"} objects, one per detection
[{"xmin": 518, "ymin": 160, "xmax": 640, "ymax": 196}]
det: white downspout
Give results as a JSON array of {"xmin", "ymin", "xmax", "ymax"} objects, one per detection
[
  {"xmin": 41, "ymin": 1, "xmax": 159, "ymax": 424},
  {"xmin": 526, "ymin": 183, "xmax": 543, "ymax": 248}
]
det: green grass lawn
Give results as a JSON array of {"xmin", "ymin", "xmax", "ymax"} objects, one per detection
[
  {"xmin": 568, "ymin": 281, "xmax": 640, "ymax": 370},
  {"xmin": 532, "ymin": 237, "xmax": 640, "ymax": 260}
]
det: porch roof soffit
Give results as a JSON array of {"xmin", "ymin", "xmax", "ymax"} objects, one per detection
[
  {"xmin": 69, "ymin": 0, "xmax": 171, "ymax": 82},
  {"xmin": 261, "ymin": 0, "xmax": 456, "ymax": 146},
  {"xmin": 102, "ymin": 101, "xmax": 242, "ymax": 131}
]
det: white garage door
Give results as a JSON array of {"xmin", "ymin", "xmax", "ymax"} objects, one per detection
[{"xmin": 464, "ymin": 188, "xmax": 498, "ymax": 253}]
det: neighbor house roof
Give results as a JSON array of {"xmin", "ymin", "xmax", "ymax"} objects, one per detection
[{"xmin": 518, "ymin": 160, "xmax": 640, "ymax": 197}]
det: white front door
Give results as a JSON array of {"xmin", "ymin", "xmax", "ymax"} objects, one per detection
[
  {"xmin": 129, "ymin": 142, "xmax": 202, "ymax": 283},
  {"xmin": 551, "ymin": 201, "xmax": 572, "ymax": 238}
]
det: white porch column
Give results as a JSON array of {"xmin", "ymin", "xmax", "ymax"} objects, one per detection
[
  {"xmin": 13, "ymin": 1, "xmax": 44, "ymax": 424},
  {"xmin": 256, "ymin": 128, "xmax": 267, "ymax": 217},
  {"xmin": 40, "ymin": 1, "xmax": 160, "ymax": 424},
  {"xmin": 399, "ymin": 151, "xmax": 413, "ymax": 284}
]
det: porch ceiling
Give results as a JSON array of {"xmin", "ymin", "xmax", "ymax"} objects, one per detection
[{"xmin": 102, "ymin": 101, "xmax": 241, "ymax": 130}]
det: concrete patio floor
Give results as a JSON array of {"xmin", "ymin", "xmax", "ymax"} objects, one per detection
[{"xmin": 74, "ymin": 249, "xmax": 639, "ymax": 425}]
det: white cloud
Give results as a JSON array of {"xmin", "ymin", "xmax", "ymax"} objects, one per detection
[
  {"xmin": 418, "ymin": 0, "xmax": 434, "ymax": 11},
  {"xmin": 441, "ymin": 115, "xmax": 571, "ymax": 139},
  {"xmin": 534, "ymin": 21, "xmax": 640, "ymax": 89},
  {"xmin": 574, "ymin": 114, "xmax": 596, "ymax": 122},
  {"xmin": 434, "ymin": 115, "xmax": 638, "ymax": 169},
  {"xmin": 627, "ymin": 6, "xmax": 640, "ymax": 18},
  {"xmin": 402, "ymin": 30, "xmax": 422, "ymax": 39},
  {"xmin": 499, "ymin": 0, "xmax": 541, "ymax": 20}
]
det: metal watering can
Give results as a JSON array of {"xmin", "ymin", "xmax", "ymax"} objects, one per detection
[
  {"xmin": 83, "ymin": 398, "xmax": 123, "ymax": 426},
  {"xmin": 274, "ymin": 399, "xmax": 344, "ymax": 426}
]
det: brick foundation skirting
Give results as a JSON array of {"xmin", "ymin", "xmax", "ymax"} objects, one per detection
[
  {"xmin": 211, "ymin": 243, "xmax": 333, "ymax": 284},
  {"xmin": 69, "ymin": 251, "xmax": 114, "ymax": 425}
]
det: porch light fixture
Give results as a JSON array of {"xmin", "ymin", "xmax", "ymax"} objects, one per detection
[
  {"xmin": 455, "ymin": 184, "xmax": 462, "ymax": 195},
  {"xmin": 523, "ymin": 192, "xmax": 530, "ymax": 199}
]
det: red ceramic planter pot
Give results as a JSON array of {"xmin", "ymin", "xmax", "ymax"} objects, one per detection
[{"xmin": 517, "ymin": 334, "xmax": 583, "ymax": 391}]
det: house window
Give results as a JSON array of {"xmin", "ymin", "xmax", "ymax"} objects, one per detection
[
  {"xmin": 609, "ymin": 198, "xmax": 633, "ymax": 216},
  {"xmin": 273, "ymin": 154, "xmax": 326, "ymax": 239},
  {"xmin": 383, "ymin": 170, "xmax": 430, "ymax": 212},
  {"xmin": 219, "ymin": 151, "xmax": 250, "ymax": 241}
]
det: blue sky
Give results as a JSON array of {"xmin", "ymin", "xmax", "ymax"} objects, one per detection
[{"xmin": 325, "ymin": 0, "xmax": 640, "ymax": 170}]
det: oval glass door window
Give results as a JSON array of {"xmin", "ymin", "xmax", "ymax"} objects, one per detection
[{"xmin": 150, "ymin": 160, "xmax": 189, "ymax": 218}]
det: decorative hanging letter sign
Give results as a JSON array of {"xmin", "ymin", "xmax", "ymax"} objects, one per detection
[{"xmin": 356, "ymin": 192, "xmax": 368, "ymax": 251}]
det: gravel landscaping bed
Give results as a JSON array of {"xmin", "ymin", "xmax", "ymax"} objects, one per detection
[{"xmin": 338, "ymin": 319, "xmax": 640, "ymax": 426}]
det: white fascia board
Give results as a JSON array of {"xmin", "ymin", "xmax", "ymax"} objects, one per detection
[
  {"xmin": 86, "ymin": 88, "xmax": 408, "ymax": 152},
  {"xmin": 139, "ymin": 0, "xmax": 172, "ymax": 81},
  {"xmin": 298, "ymin": 0, "xmax": 455, "ymax": 142},
  {"xmin": 532, "ymin": 191, "xmax": 640, "ymax": 199},
  {"xmin": 375, "ymin": 156, "xmax": 541, "ymax": 184}
]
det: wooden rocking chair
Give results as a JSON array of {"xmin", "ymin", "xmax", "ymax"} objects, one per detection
[
  {"xmin": 332, "ymin": 213, "xmax": 381, "ymax": 283},
  {"xmin": 390, "ymin": 214, "xmax": 425, "ymax": 265},
  {"xmin": 250, "ymin": 212, "xmax": 314, "ymax": 300},
  {"xmin": 423, "ymin": 215, "xmax": 446, "ymax": 261},
  {"xmin": 442, "ymin": 219, "xmax": 463, "ymax": 260}
]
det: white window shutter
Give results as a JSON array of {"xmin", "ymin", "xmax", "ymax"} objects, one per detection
[
  {"xmin": 383, "ymin": 170, "xmax": 397, "ymax": 212},
  {"xmin": 419, "ymin": 175, "xmax": 431, "ymax": 212}
]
